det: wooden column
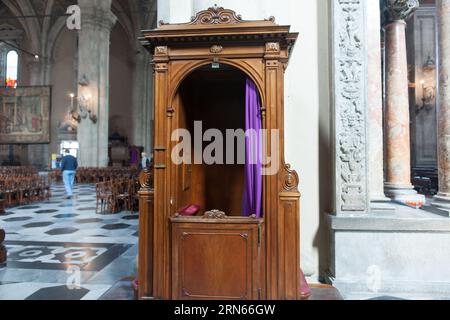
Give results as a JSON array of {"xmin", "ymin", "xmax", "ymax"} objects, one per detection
[
  {"xmin": 137, "ymin": 169, "xmax": 154, "ymax": 299},
  {"xmin": 264, "ymin": 42, "xmax": 301, "ymax": 300},
  {"xmin": 152, "ymin": 46, "xmax": 171, "ymax": 299}
]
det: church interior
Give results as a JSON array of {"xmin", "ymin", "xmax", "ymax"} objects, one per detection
[{"xmin": 1, "ymin": 0, "xmax": 450, "ymax": 301}]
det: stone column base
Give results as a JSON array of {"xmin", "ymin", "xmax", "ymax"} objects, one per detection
[
  {"xmin": 385, "ymin": 184, "xmax": 426, "ymax": 208},
  {"xmin": 431, "ymin": 194, "xmax": 450, "ymax": 216},
  {"xmin": 370, "ymin": 193, "xmax": 396, "ymax": 212},
  {"xmin": 371, "ymin": 193, "xmax": 392, "ymax": 202}
]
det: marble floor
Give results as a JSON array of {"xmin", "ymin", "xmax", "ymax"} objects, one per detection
[{"xmin": 0, "ymin": 183, "xmax": 138, "ymax": 300}]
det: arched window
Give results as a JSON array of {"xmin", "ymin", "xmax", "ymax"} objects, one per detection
[{"xmin": 6, "ymin": 50, "xmax": 18, "ymax": 87}]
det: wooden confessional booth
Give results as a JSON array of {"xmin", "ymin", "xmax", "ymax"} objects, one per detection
[{"xmin": 137, "ymin": 6, "xmax": 301, "ymax": 300}]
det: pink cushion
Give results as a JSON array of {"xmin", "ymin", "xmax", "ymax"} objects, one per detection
[
  {"xmin": 300, "ymin": 268, "xmax": 311, "ymax": 299},
  {"xmin": 178, "ymin": 204, "xmax": 200, "ymax": 216}
]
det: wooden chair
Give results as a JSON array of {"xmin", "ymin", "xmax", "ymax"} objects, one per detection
[
  {"xmin": 112, "ymin": 180, "xmax": 131, "ymax": 213},
  {"xmin": 96, "ymin": 182, "xmax": 114, "ymax": 214}
]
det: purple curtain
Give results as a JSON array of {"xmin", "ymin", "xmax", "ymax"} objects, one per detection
[
  {"xmin": 130, "ymin": 148, "xmax": 139, "ymax": 166},
  {"xmin": 242, "ymin": 78, "xmax": 263, "ymax": 218}
]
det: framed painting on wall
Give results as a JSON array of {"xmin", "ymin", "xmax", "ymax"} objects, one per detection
[{"xmin": 0, "ymin": 86, "xmax": 51, "ymax": 144}]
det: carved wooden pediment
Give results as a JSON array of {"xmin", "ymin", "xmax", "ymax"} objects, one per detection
[
  {"xmin": 158, "ymin": 5, "xmax": 276, "ymax": 27},
  {"xmin": 144, "ymin": 6, "xmax": 297, "ymax": 57}
]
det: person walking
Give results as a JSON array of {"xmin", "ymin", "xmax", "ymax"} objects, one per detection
[{"xmin": 61, "ymin": 149, "xmax": 78, "ymax": 199}]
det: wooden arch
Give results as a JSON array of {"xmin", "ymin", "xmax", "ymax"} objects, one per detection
[{"xmin": 167, "ymin": 58, "xmax": 265, "ymax": 114}]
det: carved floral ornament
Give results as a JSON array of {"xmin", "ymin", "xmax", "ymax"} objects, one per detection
[
  {"xmin": 204, "ymin": 210, "xmax": 227, "ymax": 219},
  {"xmin": 283, "ymin": 164, "xmax": 300, "ymax": 192},
  {"xmin": 139, "ymin": 167, "xmax": 154, "ymax": 189},
  {"xmin": 190, "ymin": 5, "xmax": 243, "ymax": 25},
  {"xmin": 210, "ymin": 45, "xmax": 223, "ymax": 54},
  {"xmin": 265, "ymin": 42, "xmax": 280, "ymax": 53},
  {"xmin": 384, "ymin": 0, "xmax": 420, "ymax": 22},
  {"xmin": 155, "ymin": 46, "xmax": 168, "ymax": 56}
]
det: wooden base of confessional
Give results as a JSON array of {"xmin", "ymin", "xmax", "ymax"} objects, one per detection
[{"xmin": 137, "ymin": 6, "xmax": 301, "ymax": 300}]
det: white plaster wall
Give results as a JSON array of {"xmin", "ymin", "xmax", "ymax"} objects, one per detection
[{"xmin": 157, "ymin": 0, "xmax": 331, "ymax": 280}]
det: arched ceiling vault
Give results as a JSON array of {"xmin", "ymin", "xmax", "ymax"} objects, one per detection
[{"xmin": 0, "ymin": 0, "xmax": 159, "ymax": 59}]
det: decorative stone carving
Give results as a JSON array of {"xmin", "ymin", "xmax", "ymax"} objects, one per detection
[
  {"xmin": 210, "ymin": 45, "xmax": 223, "ymax": 54},
  {"xmin": 333, "ymin": 0, "xmax": 368, "ymax": 213},
  {"xmin": 79, "ymin": 74, "xmax": 90, "ymax": 87},
  {"xmin": 57, "ymin": 107, "xmax": 78, "ymax": 133},
  {"xmin": 189, "ymin": 5, "xmax": 243, "ymax": 25},
  {"xmin": 384, "ymin": 0, "xmax": 420, "ymax": 23}
]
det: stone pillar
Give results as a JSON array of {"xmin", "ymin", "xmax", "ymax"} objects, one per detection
[
  {"xmin": 77, "ymin": 0, "xmax": 116, "ymax": 167},
  {"xmin": 132, "ymin": 49, "xmax": 153, "ymax": 155},
  {"xmin": 132, "ymin": 51, "xmax": 144, "ymax": 148},
  {"xmin": 367, "ymin": 0, "xmax": 391, "ymax": 209},
  {"xmin": 383, "ymin": 0, "xmax": 425, "ymax": 207},
  {"xmin": 432, "ymin": 0, "xmax": 450, "ymax": 213}
]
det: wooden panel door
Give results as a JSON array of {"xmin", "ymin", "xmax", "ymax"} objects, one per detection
[{"xmin": 171, "ymin": 219, "xmax": 262, "ymax": 300}]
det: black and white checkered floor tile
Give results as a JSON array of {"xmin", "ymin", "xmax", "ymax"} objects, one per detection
[{"xmin": 0, "ymin": 184, "xmax": 138, "ymax": 300}]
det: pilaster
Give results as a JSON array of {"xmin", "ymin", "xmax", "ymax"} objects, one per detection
[{"xmin": 332, "ymin": 0, "xmax": 369, "ymax": 215}]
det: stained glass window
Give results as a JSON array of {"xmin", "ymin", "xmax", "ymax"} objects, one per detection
[{"xmin": 6, "ymin": 50, "xmax": 18, "ymax": 87}]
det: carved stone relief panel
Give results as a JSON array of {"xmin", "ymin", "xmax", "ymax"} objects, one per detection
[{"xmin": 332, "ymin": 0, "xmax": 369, "ymax": 214}]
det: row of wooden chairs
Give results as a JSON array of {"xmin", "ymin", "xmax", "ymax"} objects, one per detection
[
  {"xmin": 0, "ymin": 166, "xmax": 37, "ymax": 176},
  {"xmin": 0, "ymin": 176, "xmax": 51, "ymax": 207},
  {"xmin": 78, "ymin": 167, "xmax": 138, "ymax": 184},
  {"xmin": 96, "ymin": 178, "xmax": 140, "ymax": 214},
  {"xmin": 49, "ymin": 167, "xmax": 138, "ymax": 184}
]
